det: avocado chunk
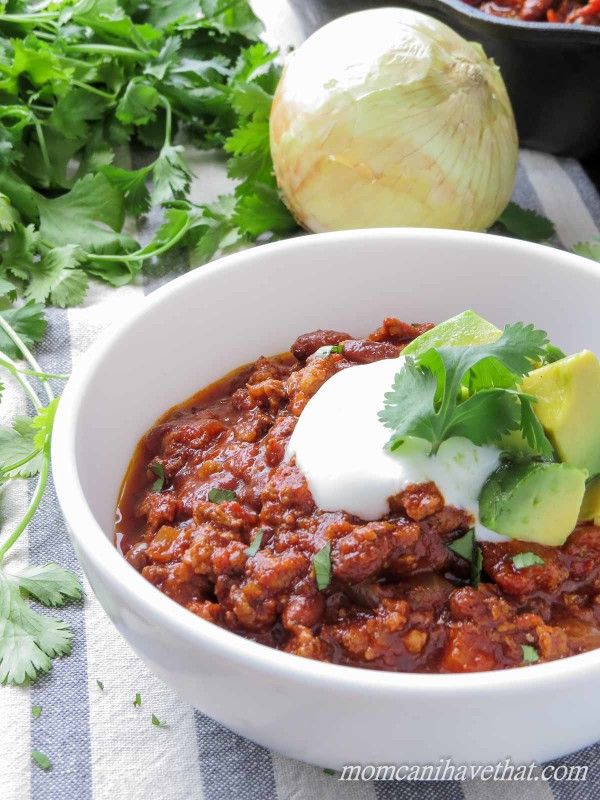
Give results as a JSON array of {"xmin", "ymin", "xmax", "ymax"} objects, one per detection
[
  {"xmin": 479, "ymin": 462, "xmax": 587, "ymax": 546},
  {"xmin": 579, "ymin": 477, "xmax": 600, "ymax": 526},
  {"xmin": 403, "ymin": 310, "xmax": 501, "ymax": 356},
  {"xmin": 521, "ymin": 350, "xmax": 600, "ymax": 477}
]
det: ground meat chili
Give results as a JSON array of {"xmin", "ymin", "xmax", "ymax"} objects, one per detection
[
  {"xmin": 115, "ymin": 317, "xmax": 600, "ymax": 673},
  {"xmin": 461, "ymin": 0, "xmax": 600, "ymax": 23}
]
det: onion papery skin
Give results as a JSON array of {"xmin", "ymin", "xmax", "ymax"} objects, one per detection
[{"xmin": 270, "ymin": 8, "xmax": 518, "ymax": 233}]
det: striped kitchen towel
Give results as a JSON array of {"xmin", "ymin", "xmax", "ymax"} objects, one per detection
[{"xmin": 1, "ymin": 149, "xmax": 599, "ymax": 800}]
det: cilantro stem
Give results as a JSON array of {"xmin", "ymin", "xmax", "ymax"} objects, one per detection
[
  {"xmin": 0, "ymin": 355, "xmax": 42, "ymax": 411},
  {"xmin": 0, "ymin": 316, "xmax": 53, "ymax": 403},
  {"xmin": 161, "ymin": 97, "xmax": 173, "ymax": 147},
  {"xmin": 0, "ymin": 447, "xmax": 42, "ymax": 476},
  {"xmin": 0, "ymin": 443, "xmax": 50, "ymax": 562},
  {"xmin": 71, "ymin": 80, "xmax": 116, "ymax": 101},
  {"xmin": 66, "ymin": 44, "xmax": 154, "ymax": 61},
  {"xmin": 31, "ymin": 118, "xmax": 51, "ymax": 178},
  {"xmin": 84, "ymin": 217, "xmax": 191, "ymax": 263},
  {"xmin": 0, "ymin": 12, "xmax": 58, "ymax": 23}
]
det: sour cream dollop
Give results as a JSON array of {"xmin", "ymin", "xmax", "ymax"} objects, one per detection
[{"xmin": 287, "ymin": 356, "xmax": 506, "ymax": 542}]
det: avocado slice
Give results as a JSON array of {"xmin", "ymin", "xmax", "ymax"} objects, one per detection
[
  {"xmin": 579, "ymin": 477, "xmax": 600, "ymax": 526},
  {"xmin": 479, "ymin": 462, "xmax": 587, "ymax": 546},
  {"xmin": 521, "ymin": 350, "xmax": 600, "ymax": 478},
  {"xmin": 403, "ymin": 310, "xmax": 501, "ymax": 356}
]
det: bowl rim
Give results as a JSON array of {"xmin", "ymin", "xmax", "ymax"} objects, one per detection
[{"xmin": 53, "ymin": 227, "xmax": 600, "ymax": 695}]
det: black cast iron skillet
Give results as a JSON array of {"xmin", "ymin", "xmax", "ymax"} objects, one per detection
[{"xmin": 288, "ymin": 0, "xmax": 600, "ymax": 158}]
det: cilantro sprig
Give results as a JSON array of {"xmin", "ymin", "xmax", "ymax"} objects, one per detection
[
  {"xmin": 0, "ymin": 0, "xmax": 295, "ymax": 305},
  {"xmin": 379, "ymin": 322, "xmax": 554, "ymax": 457},
  {"xmin": 0, "ymin": 313, "xmax": 81, "ymax": 685}
]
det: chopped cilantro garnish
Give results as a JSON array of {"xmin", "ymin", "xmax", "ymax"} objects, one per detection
[
  {"xmin": 313, "ymin": 544, "xmax": 332, "ymax": 591},
  {"xmin": 208, "ymin": 488, "xmax": 237, "ymax": 504},
  {"xmin": 32, "ymin": 705, "xmax": 42, "ymax": 719},
  {"xmin": 448, "ymin": 530, "xmax": 483, "ymax": 588},
  {"xmin": 151, "ymin": 714, "xmax": 167, "ymax": 728},
  {"xmin": 31, "ymin": 750, "xmax": 52, "ymax": 771},
  {"xmin": 380, "ymin": 321, "xmax": 553, "ymax": 457},
  {"xmin": 245, "ymin": 530, "xmax": 264, "ymax": 558},
  {"xmin": 133, "ymin": 692, "xmax": 142, "ymax": 707},
  {"xmin": 314, "ymin": 344, "xmax": 344, "ymax": 357},
  {"xmin": 150, "ymin": 463, "xmax": 165, "ymax": 492},
  {"xmin": 323, "ymin": 768, "xmax": 336, "ymax": 775},
  {"xmin": 512, "ymin": 552, "xmax": 545, "ymax": 569},
  {"xmin": 96, "ymin": 680, "xmax": 104, "ymax": 691},
  {"xmin": 521, "ymin": 644, "xmax": 540, "ymax": 663}
]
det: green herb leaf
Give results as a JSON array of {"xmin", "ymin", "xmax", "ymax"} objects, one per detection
[
  {"xmin": 497, "ymin": 203, "xmax": 555, "ymax": 243},
  {"xmin": 518, "ymin": 395, "xmax": 554, "ymax": 459},
  {"xmin": 380, "ymin": 322, "xmax": 549, "ymax": 455},
  {"xmin": 313, "ymin": 543, "xmax": 332, "ymax": 591},
  {"xmin": 15, "ymin": 563, "xmax": 83, "ymax": 607},
  {"xmin": 245, "ymin": 529, "xmax": 263, "ymax": 557},
  {"xmin": 151, "ymin": 713, "xmax": 167, "ymax": 728},
  {"xmin": 512, "ymin": 552, "xmax": 545, "ymax": 569},
  {"xmin": 97, "ymin": 679, "xmax": 104, "ymax": 691},
  {"xmin": 521, "ymin": 644, "xmax": 540, "ymax": 663},
  {"xmin": 448, "ymin": 530, "xmax": 483, "ymax": 588},
  {"xmin": 542, "ymin": 343, "xmax": 566, "ymax": 364},
  {"xmin": 26, "ymin": 244, "xmax": 88, "ymax": 308},
  {"xmin": 133, "ymin": 692, "xmax": 142, "ymax": 707},
  {"xmin": 208, "ymin": 488, "xmax": 237, "ymax": 504},
  {"xmin": 150, "ymin": 463, "xmax": 165, "ymax": 492},
  {"xmin": 314, "ymin": 344, "xmax": 344, "ymax": 357},
  {"xmin": 0, "ymin": 561, "xmax": 81, "ymax": 685},
  {"xmin": 32, "ymin": 705, "xmax": 42, "ymax": 718},
  {"xmin": 573, "ymin": 239, "xmax": 600, "ymax": 263},
  {"xmin": 31, "ymin": 749, "xmax": 52, "ymax": 771},
  {"xmin": 323, "ymin": 768, "xmax": 336, "ymax": 776},
  {"xmin": 0, "ymin": 302, "xmax": 46, "ymax": 360}
]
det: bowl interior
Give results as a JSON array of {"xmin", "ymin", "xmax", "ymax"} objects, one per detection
[{"xmin": 70, "ymin": 230, "xmax": 600, "ymax": 534}]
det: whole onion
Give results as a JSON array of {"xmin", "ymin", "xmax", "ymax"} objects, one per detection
[{"xmin": 270, "ymin": 8, "xmax": 518, "ymax": 233}]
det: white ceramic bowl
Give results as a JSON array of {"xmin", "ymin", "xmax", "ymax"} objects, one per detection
[{"xmin": 53, "ymin": 229, "xmax": 600, "ymax": 768}]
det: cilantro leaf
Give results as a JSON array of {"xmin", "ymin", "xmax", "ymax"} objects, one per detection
[
  {"xmin": 497, "ymin": 202, "xmax": 555, "ymax": 243},
  {"xmin": 117, "ymin": 80, "xmax": 161, "ymax": 126},
  {"xmin": 448, "ymin": 529, "xmax": 483, "ymax": 587},
  {"xmin": 442, "ymin": 388, "xmax": 521, "ymax": 446},
  {"xmin": 512, "ymin": 552, "xmax": 545, "ymax": 569},
  {"xmin": 521, "ymin": 644, "xmax": 540, "ymax": 663},
  {"xmin": 313, "ymin": 543, "xmax": 331, "ymax": 591},
  {"xmin": 0, "ymin": 420, "xmax": 42, "ymax": 479},
  {"xmin": 381, "ymin": 322, "xmax": 549, "ymax": 455},
  {"xmin": 97, "ymin": 679, "xmax": 104, "ymax": 690},
  {"xmin": 208, "ymin": 488, "xmax": 237, "ymax": 503},
  {"xmin": 32, "ymin": 705, "xmax": 42, "ymax": 718},
  {"xmin": 31, "ymin": 749, "xmax": 52, "ymax": 771},
  {"xmin": 0, "ymin": 565, "xmax": 76, "ymax": 685},
  {"xmin": 150, "ymin": 144, "xmax": 193, "ymax": 206},
  {"xmin": 518, "ymin": 395, "xmax": 554, "ymax": 458},
  {"xmin": 37, "ymin": 174, "xmax": 137, "ymax": 253},
  {"xmin": 573, "ymin": 239, "xmax": 600, "ymax": 263},
  {"xmin": 101, "ymin": 165, "xmax": 151, "ymax": 215},
  {"xmin": 151, "ymin": 713, "xmax": 167, "ymax": 727},
  {"xmin": 0, "ymin": 301, "xmax": 46, "ymax": 360},
  {"xmin": 26, "ymin": 244, "xmax": 89, "ymax": 308},
  {"xmin": 14, "ymin": 563, "xmax": 82, "ymax": 607},
  {"xmin": 245, "ymin": 529, "xmax": 263, "ymax": 557},
  {"xmin": 134, "ymin": 692, "xmax": 142, "ymax": 707},
  {"xmin": 150, "ymin": 462, "xmax": 165, "ymax": 492}
]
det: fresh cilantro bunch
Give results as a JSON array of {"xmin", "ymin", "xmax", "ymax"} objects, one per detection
[
  {"xmin": 0, "ymin": 312, "xmax": 82, "ymax": 685},
  {"xmin": 0, "ymin": 0, "xmax": 296, "ymax": 305},
  {"xmin": 379, "ymin": 323, "xmax": 554, "ymax": 457}
]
